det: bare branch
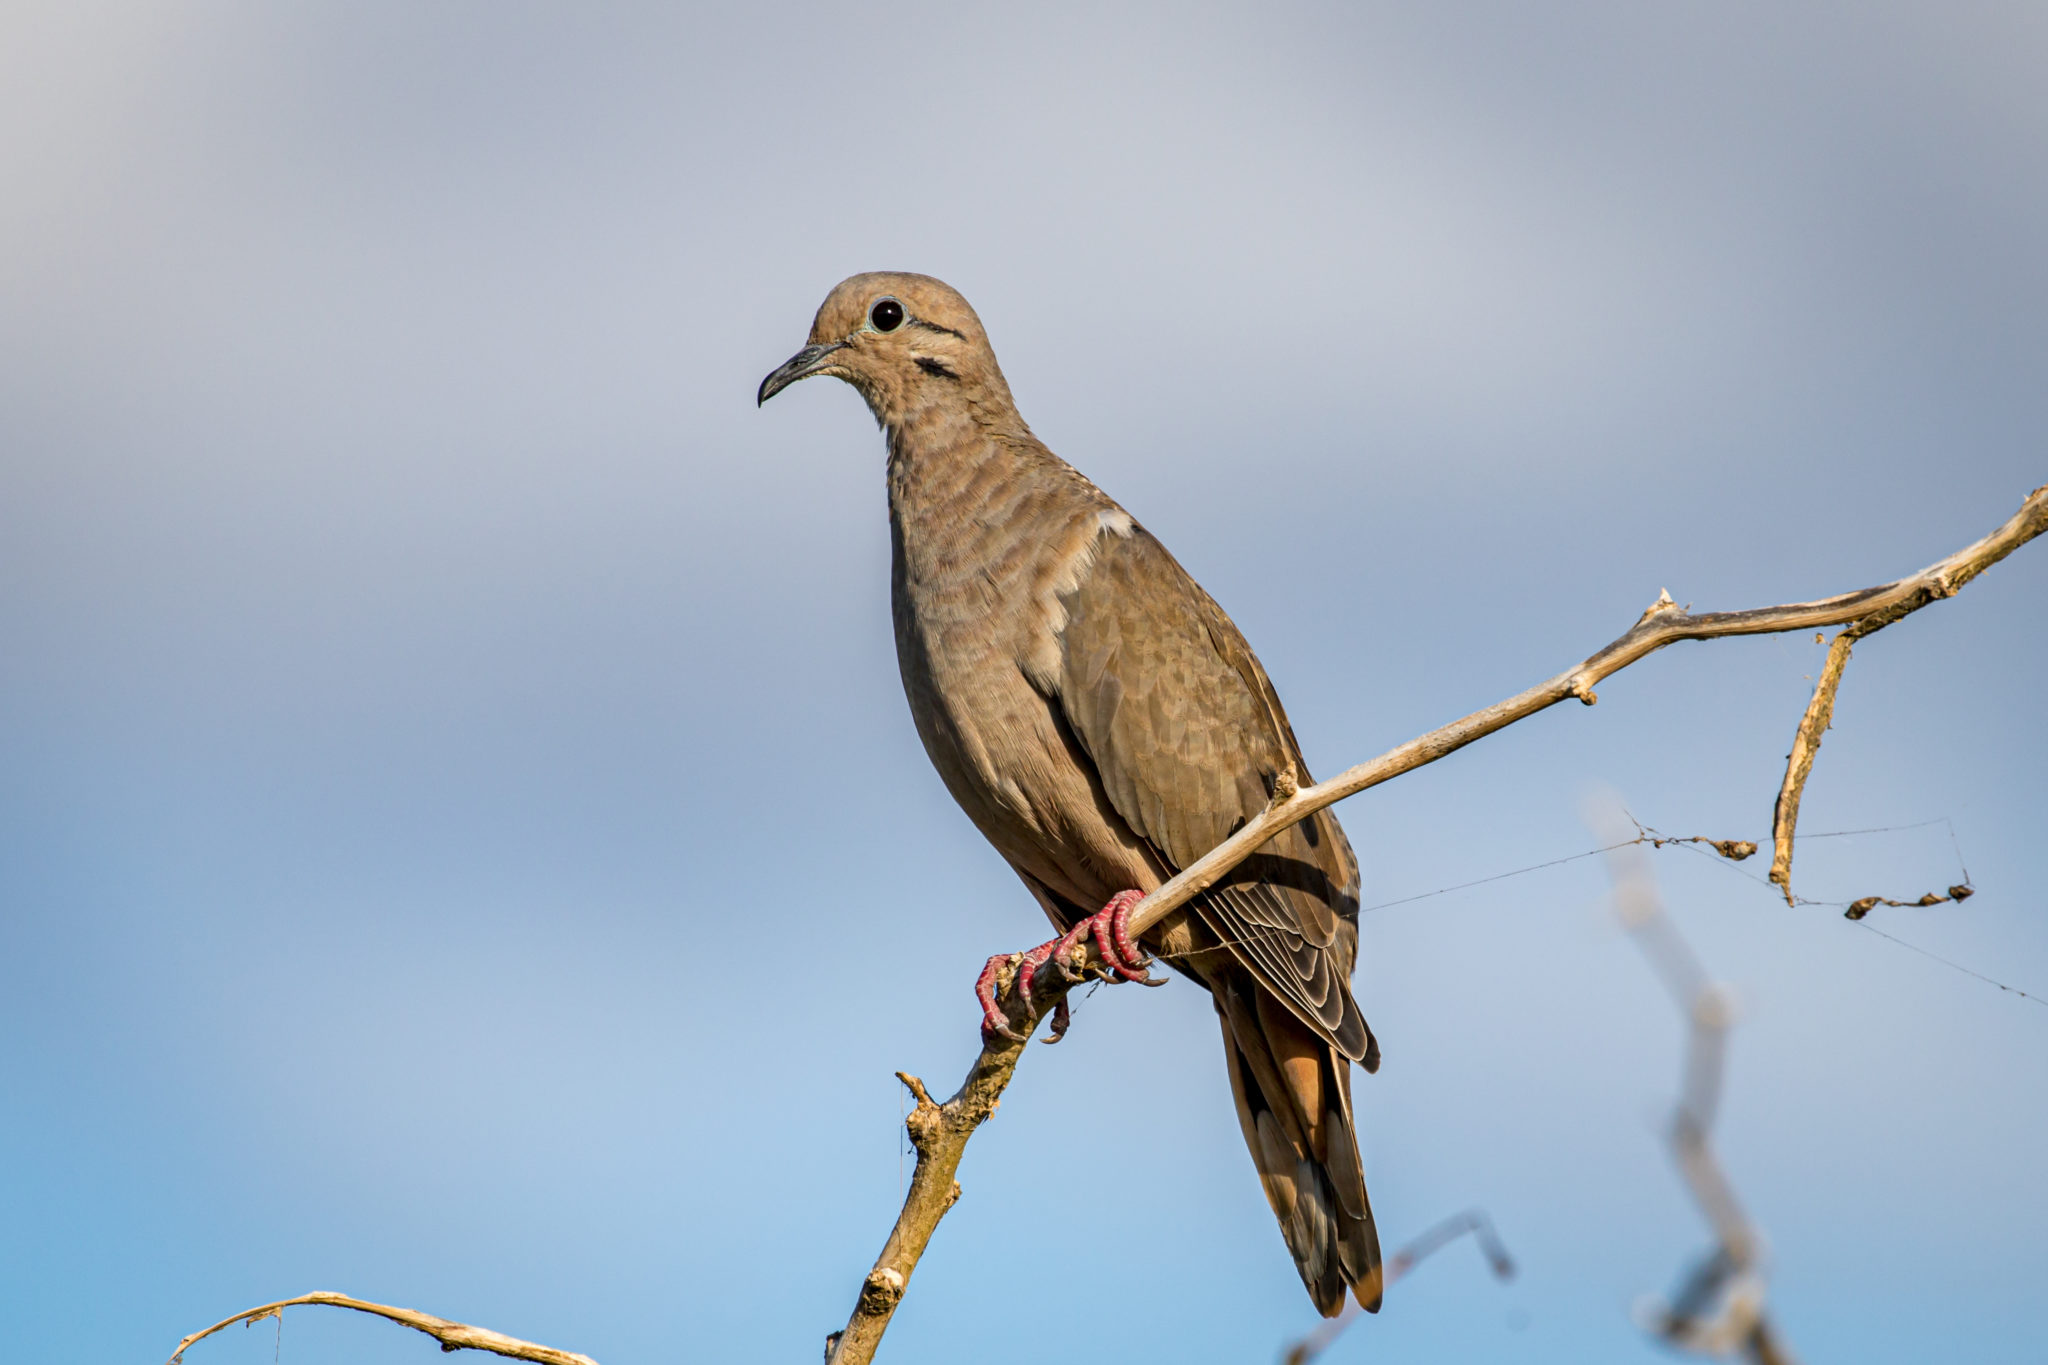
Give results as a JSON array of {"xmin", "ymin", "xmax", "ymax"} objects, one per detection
[
  {"xmin": 1126, "ymin": 483, "xmax": 2045, "ymax": 942},
  {"xmin": 1770, "ymin": 630, "xmax": 1855, "ymax": 895},
  {"xmin": 1281, "ymin": 1209, "xmax": 1516, "ymax": 1365},
  {"xmin": 1768, "ymin": 534, "xmax": 2019, "ymax": 905},
  {"xmin": 173, "ymin": 497, "xmax": 2040, "ymax": 1365},
  {"xmin": 1593, "ymin": 799, "xmax": 1797, "ymax": 1365},
  {"xmin": 825, "ymin": 487, "xmax": 2043, "ymax": 1362},
  {"xmin": 821, "ymin": 1045, "xmax": 1032, "ymax": 1364},
  {"xmin": 168, "ymin": 1292, "xmax": 599, "ymax": 1365}
]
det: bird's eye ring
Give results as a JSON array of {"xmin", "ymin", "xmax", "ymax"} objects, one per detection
[{"xmin": 869, "ymin": 297, "xmax": 905, "ymax": 333}]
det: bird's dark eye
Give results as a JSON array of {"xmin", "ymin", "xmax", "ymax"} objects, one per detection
[{"xmin": 869, "ymin": 298, "xmax": 905, "ymax": 333}]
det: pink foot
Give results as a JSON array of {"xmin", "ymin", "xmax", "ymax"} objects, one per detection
[
  {"xmin": 977, "ymin": 889, "xmax": 1166, "ymax": 1044},
  {"xmin": 976, "ymin": 951, "xmax": 1029, "ymax": 1044}
]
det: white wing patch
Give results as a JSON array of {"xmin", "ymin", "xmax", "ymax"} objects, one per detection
[{"xmin": 1021, "ymin": 504, "xmax": 1132, "ymax": 692}]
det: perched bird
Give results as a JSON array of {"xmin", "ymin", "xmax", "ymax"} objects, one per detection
[{"xmin": 759, "ymin": 273, "xmax": 1382, "ymax": 1316}]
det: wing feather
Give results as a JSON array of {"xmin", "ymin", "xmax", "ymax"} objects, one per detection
[{"xmin": 1052, "ymin": 524, "xmax": 1371, "ymax": 1061}]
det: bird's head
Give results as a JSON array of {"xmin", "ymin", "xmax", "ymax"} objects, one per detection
[{"xmin": 756, "ymin": 272, "xmax": 1017, "ymax": 428}]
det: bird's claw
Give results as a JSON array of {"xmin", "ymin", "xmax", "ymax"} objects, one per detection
[
  {"xmin": 975, "ymin": 889, "xmax": 1165, "ymax": 1044},
  {"xmin": 1090, "ymin": 889, "xmax": 1167, "ymax": 985},
  {"xmin": 1043, "ymin": 996, "xmax": 1073, "ymax": 1043},
  {"xmin": 976, "ymin": 952, "xmax": 1031, "ymax": 1044}
]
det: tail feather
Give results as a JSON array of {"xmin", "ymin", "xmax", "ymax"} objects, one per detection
[{"xmin": 1219, "ymin": 975, "xmax": 1381, "ymax": 1316}]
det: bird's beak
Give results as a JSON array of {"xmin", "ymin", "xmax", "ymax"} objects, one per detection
[{"xmin": 757, "ymin": 342, "xmax": 849, "ymax": 406}]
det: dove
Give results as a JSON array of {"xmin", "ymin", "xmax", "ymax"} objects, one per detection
[{"xmin": 760, "ymin": 273, "xmax": 1381, "ymax": 1315}]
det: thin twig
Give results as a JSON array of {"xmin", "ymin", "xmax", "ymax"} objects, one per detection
[
  {"xmin": 1281, "ymin": 1209, "xmax": 1515, "ymax": 1365},
  {"xmin": 823, "ymin": 486, "xmax": 2045, "ymax": 1363},
  {"xmin": 168, "ymin": 1292, "xmax": 598, "ymax": 1365},
  {"xmin": 1770, "ymin": 631, "xmax": 1856, "ymax": 895}
]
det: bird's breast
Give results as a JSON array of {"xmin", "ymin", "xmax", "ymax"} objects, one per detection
[{"xmin": 887, "ymin": 490, "xmax": 1151, "ymax": 902}]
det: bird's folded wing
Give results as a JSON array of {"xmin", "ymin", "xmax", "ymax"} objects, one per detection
[{"xmin": 1052, "ymin": 524, "xmax": 1370, "ymax": 1061}]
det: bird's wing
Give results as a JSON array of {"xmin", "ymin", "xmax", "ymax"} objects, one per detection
[{"xmin": 1052, "ymin": 523, "xmax": 1372, "ymax": 1063}]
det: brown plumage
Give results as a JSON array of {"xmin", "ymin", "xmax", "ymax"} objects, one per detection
[{"xmin": 759, "ymin": 272, "xmax": 1382, "ymax": 1316}]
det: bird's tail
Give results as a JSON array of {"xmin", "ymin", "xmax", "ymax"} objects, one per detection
[{"xmin": 1216, "ymin": 973, "xmax": 1382, "ymax": 1317}]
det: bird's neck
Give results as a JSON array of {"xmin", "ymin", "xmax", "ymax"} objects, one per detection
[
  {"xmin": 885, "ymin": 403, "xmax": 1098, "ymax": 594},
  {"xmin": 887, "ymin": 407, "xmax": 1022, "ymax": 581}
]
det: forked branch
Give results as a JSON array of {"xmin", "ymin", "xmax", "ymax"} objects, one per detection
[
  {"xmin": 826, "ymin": 484, "xmax": 2044, "ymax": 1364},
  {"xmin": 169, "ymin": 491, "xmax": 2043, "ymax": 1365},
  {"xmin": 821, "ymin": 1062, "xmax": 1021, "ymax": 1364},
  {"xmin": 1125, "ymin": 483, "xmax": 2045, "ymax": 940}
]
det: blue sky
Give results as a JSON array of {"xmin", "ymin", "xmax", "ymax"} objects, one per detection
[{"xmin": 3, "ymin": 4, "xmax": 2044, "ymax": 1362}]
